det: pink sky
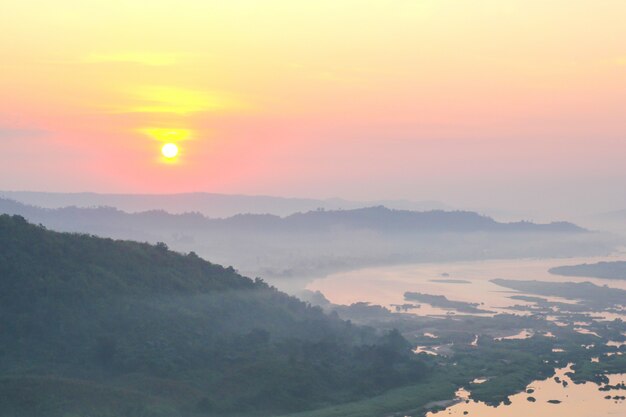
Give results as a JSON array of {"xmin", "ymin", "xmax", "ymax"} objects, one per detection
[{"xmin": 1, "ymin": 1, "xmax": 625, "ymax": 216}]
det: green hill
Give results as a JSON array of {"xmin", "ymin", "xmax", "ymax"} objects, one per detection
[{"xmin": 0, "ymin": 215, "xmax": 427, "ymax": 417}]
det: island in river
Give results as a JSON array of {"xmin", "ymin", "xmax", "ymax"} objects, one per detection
[{"xmin": 549, "ymin": 261, "xmax": 626, "ymax": 280}]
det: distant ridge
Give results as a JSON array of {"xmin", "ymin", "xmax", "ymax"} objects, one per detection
[
  {"xmin": 0, "ymin": 190, "xmax": 447, "ymax": 218},
  {"xmin": 0, "ymin": 198, "xmax": 585, "ymax": 235},
  {"xmin": 0, "ymin": 197, "xmax": 602, "ymax": 280}
]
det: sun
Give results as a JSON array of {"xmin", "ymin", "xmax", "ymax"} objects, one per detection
[{"xmin": 161, "ymin": 143, "xmax": 179, "ymax": 159}]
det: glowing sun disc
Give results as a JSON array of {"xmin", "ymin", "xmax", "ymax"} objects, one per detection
[{"xmin": 161, "ymin": 143, "xmax": 179, "ymax": 158}]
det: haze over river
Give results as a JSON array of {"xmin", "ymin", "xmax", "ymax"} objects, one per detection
[{"xmin": 307, "ymin": 253, "xmax": 626, "ymax": 318}]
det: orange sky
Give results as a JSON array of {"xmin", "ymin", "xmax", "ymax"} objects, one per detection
[{"xmin": 1, "ymin": 1, "xmax": 625, "ymax": 215}]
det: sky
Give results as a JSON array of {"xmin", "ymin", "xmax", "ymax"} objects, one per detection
[{"xmin": 1, "ymin": 1, "xmax": 625, "ymax": 217}]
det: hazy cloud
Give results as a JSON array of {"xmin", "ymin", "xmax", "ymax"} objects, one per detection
[
  {"xmin": 116, "ymin": 86, "xmax": 245, "ymax": 115},
  {"xmin": 0, "ymin": 126, "xmax": 47, "ymax": 141},
  {"xmin": 83, "ymin": 52, "xmax": 185, "ymax": 66}
]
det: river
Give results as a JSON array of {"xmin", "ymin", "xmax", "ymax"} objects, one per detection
[
  {"xmin": 307, "ymin": 254, "xmax": 626, "ymax": 318},
  {"xmin": 306, "ymin": 254, "xmax": 626, "ymax": 416}
]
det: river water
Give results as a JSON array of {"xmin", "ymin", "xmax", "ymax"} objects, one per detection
[
  {"xmin": 307, "ymin": 254, "xmax": 626, "ymax": 317},
  {"xmin": 306, "ymin": 254, "xmax": 626, "ymax": 416},
  {"xmin": 426, "ymin": 366, "xmax": 625, "ymax": 417}
]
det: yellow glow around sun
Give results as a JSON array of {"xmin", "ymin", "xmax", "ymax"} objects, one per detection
[
  {"xmin": 161, "ymin": 143, "xmax": 179, "ymax": 159},
  {"xmin": 140, "ymin": 128, "xmax": 192, "ymax": 142},
  {"xmin": 139, "ymin": 128, "xmax": 188, "ymax": 162},
  {"xmin": 128, "ymin": 86, "xmax": 241, "ymax": 114}
]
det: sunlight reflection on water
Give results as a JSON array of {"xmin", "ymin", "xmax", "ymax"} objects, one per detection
[{"xmin": 425, "ymin": 366, "xmax": 625, "ymax": 417}]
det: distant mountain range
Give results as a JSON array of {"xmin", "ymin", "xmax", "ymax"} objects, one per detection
[
  {"xmin": 0, "ymin": 197, "xmax": 584, "ymax": 235},
  {"xmin": 0, "ymin": 197, "xmax": 608, "ymax": 282},
  {"xmin": 0, "ymin": 190, "xmax": 447, "ymax": 217}
]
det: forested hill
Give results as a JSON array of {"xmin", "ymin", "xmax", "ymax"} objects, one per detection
[
  {"xmin": 0, "ymin": 213, "xmax": 254, "ymax": 297},
  {"xmin": 0, "ymin": 214, "xmax": 426, "ymax": 417},
  {"xmin": 0, "ymin": 211, "xmax": 256, "ymax": 298}
]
